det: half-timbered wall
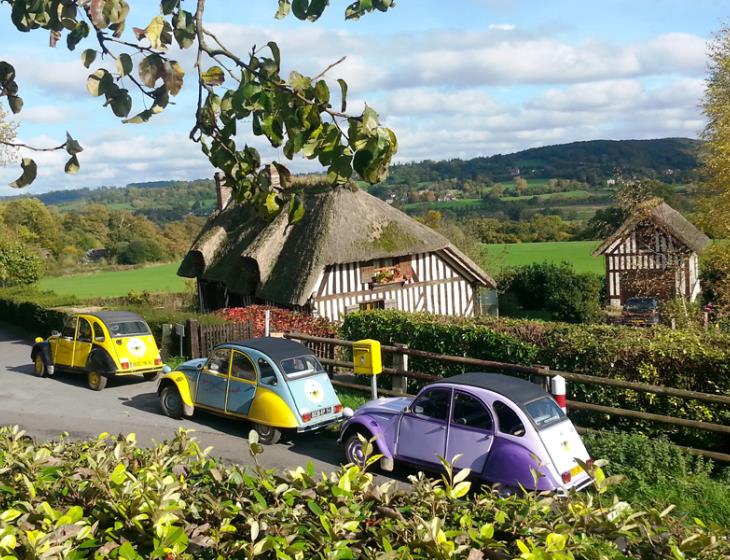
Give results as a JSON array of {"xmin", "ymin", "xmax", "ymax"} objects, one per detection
[
  {"xmin": 603, "ymin": 222, "xmax": 700, "ymax": 306},
  {"xmin": 312, "ymin": 251, "xmax": 477, "ymax": 322}
]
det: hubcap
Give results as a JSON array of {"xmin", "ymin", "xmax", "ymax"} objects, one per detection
[
  {"xmin": 348, "ymin": 439, "xmax": 365, "ymax": 464},
  {"xmin": 164, "ymin": 390, "xmax": 182, "ymax": 412},
  {"xmin": 257, "ymin": 425, "xmax": 273, "ymax": 438}
]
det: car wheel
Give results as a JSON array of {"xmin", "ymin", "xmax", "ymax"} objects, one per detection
[
  {"xmin": 345, "ymin": 432, "xmax": 375, "ymax": 467},
  {"xmin": 143, "ymin": 371, "xmax": 160, "ymax": 381},
  {"xmin": 254, "ymin": 423, "xmax": 281, "ymax": 445},
  {"xmin": 160, "ymin": 385, "xmax": 184, "ymax": 419},
  {"xmin": 33, "ymin": 355, "xmax": 46, "ymax": 378},
  {"xmin": 87, "ymin": 371, "xmax": 108, "ymax": 391}
]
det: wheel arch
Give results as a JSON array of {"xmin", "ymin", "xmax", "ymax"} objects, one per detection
[
  {"xmin": 340, "ymin": 418, "xmax": 392, "ymax": 459},
  {"xmin": 158, "ymin": 375, "xmax": 195, "ymax": 416},
  {"xmin": 86, "ymin": 346, "xmax": 117, "ymax": 376}
]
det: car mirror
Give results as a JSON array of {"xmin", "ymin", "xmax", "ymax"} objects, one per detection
[
  {"xmin": 162, "ymin": 365, "xmax": 172, "ymax": 374},
  {"xmin": 196, "ymin": 362, "xmax": 204, "ymax": 370},
  {"xmin": 455, "ymin": 417, "xmax": 467, "ymax": 425},
  {"xmin": 413, "ymin": 405, "xmax": 424, "ymax": 415},
  {"xmin": 51, "ymin": 330, "xmax": 60, "ymax": 337}
]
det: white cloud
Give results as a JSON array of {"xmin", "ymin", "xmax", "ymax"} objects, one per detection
[
  {"xmin": 488, "ymin": 24, "xmax": 516, "ymax": 31},
  {"xmin": 17, "ymin": 105, "xmax": 70, "ymax": 124}
]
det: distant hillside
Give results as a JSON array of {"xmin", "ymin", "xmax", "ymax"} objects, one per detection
[{"xmin": 385, "ymin": 137, "xmax": 701, "ymax": 186}]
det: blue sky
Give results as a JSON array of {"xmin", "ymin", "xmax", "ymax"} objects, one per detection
[{"xmin": 0, "ymin": 0, "xmax": 727, "ymax": 195}]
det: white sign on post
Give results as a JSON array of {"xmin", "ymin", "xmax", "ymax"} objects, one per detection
[{"xmin": 174, "ymin": 323, "xmax": 185, "ymax": 357}]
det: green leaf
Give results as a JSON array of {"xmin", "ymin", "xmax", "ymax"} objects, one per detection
[
  {"xmin": 202, "ymin": 66, "xmax": 225, "ymax": 86},
  {"xmin": 86, "ymin": 68, "xmax": 112, "ymax": 97},
  {"xmin": 8, "ymin": 95, "xmax": 23, "ymax": 114},
  {"xmin": 64, "ymin": 155, "xmax": 80, "ymax": 175},
  {"xmin": 116, "ymin": 53, "xmax": 133, "ymax": 76},
  {"xmin": 110, "ymin": 463, "xmax": 127, "ymax": 484},
  {"xmin": 306, "ymin": 0, "xmax": 328, "ymax": 21},
  {"xmin": 65, "ymin": 132, "xmax": 83, "ymax": 155},
  {"xmin": 267, "ymin": 41, "xmax": 280, "ymax": 71},
  {"xmin": 288, "ymin": 71, "xmax": 311, "ymax": 92},
  {"xmin": 275, "ymin": 0, "xmax": 291, "ymax": 19},
  {"xmin": 144, "ymin": 15, "xmax": 170, "ymax": 50},
  {"xmin": 123, "ymin": 109, "xmax": 154, "ymax": 124},
  {"xmin": 314, "ymin": 80, "xmax": 330, "ymax": 105},
  {"xmin": 292, "ymin": 0, "xmax": 309, "ymax": 19},
  {"xmin": 9, "ymin": 158, "xmax": 38, "ymax": 189},
  {"xmin": 161, "ymin": 0, "xmax": 180, "ymax": 15},
  {"xmin": 288, "ymin": 194, "xmax": 305, "ymax": 224},
  {"xmin": 264, "ymin": 193, "xmax": 280, "ymax": 215},
  {"xmin": 58, "ymin": 3, "xmax": 77, "ymax": 30},
  {"xmin": 172, "ymin": 10, "xmax": 195, "ymax": 49},
  {"xmin": 109, "ymin": 90, "xmax": 132, "ymax": 117},
  {"xmin": 337, "ymin": 79, "xmax": 348, "ymax": 112},
  {"xmin": 0, "ymin": 61, "xmax": 15, "ymax": 82},
  {"xmin": 80, "ymin": 49, "xmax": 97, "ymax": 68},
  {"xmin": 138, "ymin": 54, "xmax": 164, "ymax": 87},
  {"xmin": 66, "ymin": 21, "xmax": 89, "ymax": 51}
]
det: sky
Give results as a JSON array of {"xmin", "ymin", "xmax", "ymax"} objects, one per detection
[{"xmin": 0, "ymin": 0, "xmax": 727, "ymax": 196}]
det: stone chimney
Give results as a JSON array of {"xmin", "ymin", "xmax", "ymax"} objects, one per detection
[{"xmin": 214, "ymin": 171, "xmax": 232, "ymax": 211}]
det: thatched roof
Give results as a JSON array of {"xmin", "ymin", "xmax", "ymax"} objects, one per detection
[
  {"xmin": 593, "ymin": 201, "xmax": 710, "ymax": 256},
  {"xmin": 179, "ymin": 183, "xmax": 495, "ymax": 306}
]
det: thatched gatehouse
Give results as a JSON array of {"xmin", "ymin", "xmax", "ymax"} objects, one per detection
[
  {"xmin": 178, "ymin": 176, "xmax": 496, "ymax": 321},
  {"xmin": 593, "ymin": 201, "xmax": 710, "ymax": 306}
]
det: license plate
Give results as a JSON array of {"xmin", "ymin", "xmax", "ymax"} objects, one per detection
[
  {"xmin": 311, "ymin": 407, "xmax": 332, "ymax": 419},
  {"xmin": 132, "ymin": 360, "xmax": 152, "ymax": 368},
  {"xmin": 570, "ymin": 465, "xmax": 584, "ymax": 478}
]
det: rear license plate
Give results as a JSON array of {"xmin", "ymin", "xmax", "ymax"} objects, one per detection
[
  {"xmin": 570, "ymin": 465, "xmax": 584, "ymax": 478},
  {"xmin": 131, "ymin": 360, "xmax": 153, "ymax": 368},
  {"xmin": 311, "ymin": 407, "xmax": 332, "ymax": 419}
]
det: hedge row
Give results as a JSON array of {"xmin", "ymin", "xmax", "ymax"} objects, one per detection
[
  {"xmin": 341, "ymin": 310, "xmax": 730, "ymax": 452},
  {"xmin": 0, "ymin": 426, "xmax": 727, "ymax": 559}
]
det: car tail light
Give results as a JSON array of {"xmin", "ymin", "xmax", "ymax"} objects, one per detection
[
  {"xmin": 334, "ymin": 404, "xmax": 343, "ymax": 414},
  {"xmin": 120, "ymin": 358, "xmax": 130, "ymax": 370},
  {"xmin": 561, "ymin": 471, "xmax": 572, "ymax": 484},
  {"xmin": 154, "ymin": 358, "xmax": 162, "ymax": 365},
  {"xmin": 302, "ymin": 412, "xmax": 312, "ymax": 422}
]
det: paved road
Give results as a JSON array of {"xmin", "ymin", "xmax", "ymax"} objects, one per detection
[{"xmin": 0, "ymin": 324, "xmax": 359, "ymax": 475}]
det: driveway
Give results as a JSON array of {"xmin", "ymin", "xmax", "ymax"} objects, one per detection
[{"xmin": 0, "ymin": 323, "xmax": 354, "ymax": 475}]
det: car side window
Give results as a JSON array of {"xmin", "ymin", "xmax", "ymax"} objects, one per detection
[
  {"xmin": 92, "ymin": 322, "xmax": 105, "ymax": 342},
  {"xmin": 230, "ymin": 351, "xmax": 256, "ymax": 382},
  {"xmin": 76, "ymin": 319, "xmax": 92, "ymax": 343},
  {"xmin": 61, "ymin": 317, "xmax": 76, "ymax": 339},
  {"xmin": 206, "ymin": 348, "xmax": 231, "ymax": 375},
  {"xmin": 411, "ymin": 388, "xmax": 451, "ymax": 421},
  {"xmin": 452, "ymin": 392, "xmax": 493, "ymax": 431},
  {"xmin": 494, "ymin": 401, "xmax": 526, "ymax": 437},
  {"xmin": 258, "ymin": 358, "xmax": 278, "ymax": 386}
]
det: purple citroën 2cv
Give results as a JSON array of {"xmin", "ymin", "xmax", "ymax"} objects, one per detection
[{"xmin": 339, "ymin": 372, "xmax": 593, "ymax": 492}]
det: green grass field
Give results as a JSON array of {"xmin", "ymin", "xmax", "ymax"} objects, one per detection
[
  {"xmin": 39, "ymin": 263, "xmax": 189, "ymax": 298},
  {"xmin": 483, "ymin": 240, "xmax": 603, "ymax": 275}
]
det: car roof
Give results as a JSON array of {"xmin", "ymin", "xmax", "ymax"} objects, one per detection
[
  {"xmin": 443, "ymin": 372, "xmax": 549, "ymax": 406},
  {"xmin": 225, "ymin": 337, "xmax": 313, "ymax": 362},
  {"xmin": 85, "ymin": 311, "xmax": 146, "ymax": 323}
]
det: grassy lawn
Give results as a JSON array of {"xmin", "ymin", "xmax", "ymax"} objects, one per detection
[
  {"xmin": 39, "ymin": 262, "xmax": 189, "ymax": 298},
  {"xmin": 483, "ymin": 240, "xmax": 604, "ymax": 275}
]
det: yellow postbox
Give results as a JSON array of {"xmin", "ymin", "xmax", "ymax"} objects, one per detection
[{"xmin": 353, "ymin": 339, "xmax": 382, "ymax": 375}]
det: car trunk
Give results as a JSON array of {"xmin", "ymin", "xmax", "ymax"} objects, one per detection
[
  {"xmin": 537, "ymin": 419, "xmax": 591, "ymax": 487},
  {"xmin": 287, "ymin": 372, "xmax": 341, "ymax": 423},
  {"xmin": 109, "ymin": 334, "xmax": 159, "ymax": 371}
]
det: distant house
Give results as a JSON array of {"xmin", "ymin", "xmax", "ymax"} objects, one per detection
[
  {"xmin": 593, "ymin": 201, "xmax": 710, "ymax": 307},
  {"xmin": 178, "ymin": 174, "xmax": 496, "ymax": 321}
]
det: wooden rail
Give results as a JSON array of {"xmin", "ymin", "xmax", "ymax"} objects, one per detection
[{"xmin": 287, "ymin": 332, "xmax": 730, "ymax": 463}]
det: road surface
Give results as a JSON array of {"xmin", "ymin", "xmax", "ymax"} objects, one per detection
[{"xmin": 0, "ymin": 323, "xmax": 364, "ymax": 476}]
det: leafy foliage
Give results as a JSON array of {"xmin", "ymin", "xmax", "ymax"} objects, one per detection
[
  {"xmin": 0, "ymin": 0, "xmax": 398, "ymax": 223},
  {"xmin": 0, "ymin": 426, "xmax": 727, "ymax": 559},
  {"xmin": 0, "ymin": 239, "xmax": 44, "ymax": 287},
  {"xmin": 342, "ymin": 310, "xmax": 730, "ymax": 452},
  {"xmin": 498, "ymin": 262, "xmax": 604, "ymax": 323},
  {"xmin": 217, "ymin": 305, "xmax": 337, "ymax": 337}
]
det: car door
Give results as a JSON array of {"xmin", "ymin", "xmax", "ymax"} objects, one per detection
[
  {"xmin": 447, "ymin": 391, "xmax": 494, "ymax": 473},
  {"xmin": 72, "ymin": 317, "xmax": 93, "ymax": 369},
  {"xmin": 53, "ymin": 316, "xmax": 77, "ymax": 367},
  {"xmin": 396, "ymin": 387, "xmax": 451, "ymax": 466},
  {"xmin": 195, "ymin": 348, "xmax": 230, "ymax": 410},
  {"xmin": 225, "ymin": 350, "xmax": 257, "ymax": 416}
]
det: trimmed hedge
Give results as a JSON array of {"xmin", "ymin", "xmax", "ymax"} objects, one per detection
[
  {"xmin": 342, "ymin": 310, "xmax": 730, "ymax": 452},
  {"xmin": 0, "ymin": 426, "xmax": 727, "ymax": 559}
]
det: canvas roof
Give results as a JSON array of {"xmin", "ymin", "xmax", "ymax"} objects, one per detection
[
  {"xmin": 178, "ymin": 183, "xmax": 495, "ymax": 306},
  {"xmin": 593, "ymin": 201, "xmax": 710, "ymax": 256},
  {"xmin": 224, "ymin": 337, "xmax": 314, "ymax": 362},
  {"xmin": 445, "ymin": 372, "xmax": 549, "ymax": 406}
]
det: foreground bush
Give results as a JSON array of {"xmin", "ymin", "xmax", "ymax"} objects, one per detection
[{"xmin": 0, "ymin": 427, "xmax": 728, "ymax": 559}]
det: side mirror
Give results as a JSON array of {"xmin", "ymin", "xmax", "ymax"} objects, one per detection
[
  {"xmin": 51, "ymin": 330, "xmax": 60, "ymax": 337},
  {"xmin": 161, "ymin": 365, "xmax": 172, "ymax": 374},
  {"xmin": 196, "ymin": 362, "xmax": 204, "ymax": 370}
]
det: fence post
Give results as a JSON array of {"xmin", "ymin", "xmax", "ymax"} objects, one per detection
[
  {"xmin": 160, "ymin": 323, "xmax": 173, "ymax": 360},
  {"xmin": 531, "ymin": 365, "xmax": 550, "ymax": 392},
  {"xmin": 186, "ymin": 319, "xmax": 200, "ymax": 358},
  {"xmin": 392, "ymin": 343, "xmax": 409, "ymax": 394},
  {"xmin": 551, "ymin": 374, "xmax": 567, "ymax": 414}
]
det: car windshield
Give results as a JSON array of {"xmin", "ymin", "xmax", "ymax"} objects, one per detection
[
  {"xmin": 107, "ymin": 320, "xmax": 150, "ymax": 338},
  {"xmin": 524, "ymin": 396, "xmax": 565, "ymax": 428},
  {"xmin": 279, "ymin": 354, "xmax": 324, "ymax": 379},
  {"xmin": 625, "ymin": 298, "xmax": 657, "ymax": 311}
]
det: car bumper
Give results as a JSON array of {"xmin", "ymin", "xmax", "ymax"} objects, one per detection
[
  {"xmin": 113, "ymin": 367, "xmax": 163, "ymax": 377},
  {"xmin": 297, "ymin": 414, "xmax": 344, "ymax": 433}
]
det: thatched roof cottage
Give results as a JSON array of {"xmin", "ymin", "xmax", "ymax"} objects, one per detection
[
  {"xmin": 178, "ymin": 176, "xmax": 496, "ymax": 321},
  {"xmin": 593, "ymin": 200, "xmax": 710, "ymax": 306}
]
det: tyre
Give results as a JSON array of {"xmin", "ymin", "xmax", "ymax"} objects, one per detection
[
  {"xmin": 160, "ymin": 385, "xmax": 184, "ymax": 419},
  {"xmin": 33, "ymin": 355, "xmax": 46, "ymax": 378},
  {"xmin": 254, "ymin": 423, "xmax": 282, "ymax": 445},
  {"xmin": 87, "ymin": 371, "xmax": 108, "ymax": 391},
  {"xmin": 143, "ymin": 371, "xmax": 160, "ymax": 381},
  {"xmin": 345, "ymin": 432, "xmax": 375, "ymax": 467}
]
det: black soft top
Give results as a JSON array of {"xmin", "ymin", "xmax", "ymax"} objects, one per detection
[
  {"xmin": 445, "ymin": 372, "xmax": 549, "ymax": 406},
  {"xmin": 87, "ymin": 311, "xmax": 146, "ymax": 323},
  {"xmin": 226, "ymin": 337, "xmax": 313, "ymax": 362}
]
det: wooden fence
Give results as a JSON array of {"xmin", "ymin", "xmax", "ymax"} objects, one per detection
[
  {"xmin": 185, "ymin": 319, "xmax": 253, "ymax": 358},
  {"xmin": 285, "ymin": 332, "xmax": 730, "ymax": 463}
]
